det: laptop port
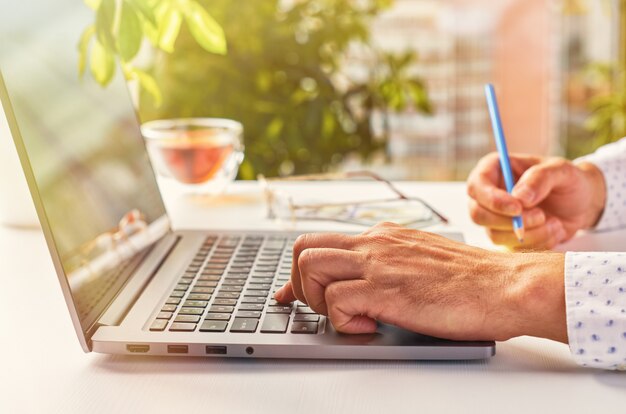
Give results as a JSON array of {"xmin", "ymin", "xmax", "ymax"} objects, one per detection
[
  {"xmin": 167, "ymin": 345, "xmax": 189, "ymax": 354},
  {"xmin": 205, "ymin": 346, "xmax": 227, "ymax": 355},
  {"xmin": 126, "ymin": 344, "xmax": 150, "ymax": 353}
]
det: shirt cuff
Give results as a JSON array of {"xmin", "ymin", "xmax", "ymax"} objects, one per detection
[
  {"xmin": 576, "ymin": 139, "xmax": 626, "ymax": 231},
  {"xmin": 565, "ymin": 252, "xmax": 626, "ymax": 370}
]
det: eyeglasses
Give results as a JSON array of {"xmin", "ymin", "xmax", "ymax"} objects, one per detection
[{"xmin": 258, "ymin": 171, "xmax": 448, "ymax": 228}]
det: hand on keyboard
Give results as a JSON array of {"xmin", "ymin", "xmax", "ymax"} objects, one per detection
[{"xmin": 274, "ymin": 222, "xmax": 567, "ymax": 343}]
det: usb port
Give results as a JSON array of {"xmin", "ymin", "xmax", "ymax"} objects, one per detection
[
  {"xmin": 126, "ymin": 344, "xmax": 150, "ymax": 353},
  {"xmin": 167, "ymin": 345, "xmax": 189, "ymax": 354},
  {"xmin": 205, "ymin": 346, "xmax": 227, "ymax": 355}
]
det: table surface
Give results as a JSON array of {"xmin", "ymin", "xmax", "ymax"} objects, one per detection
[{"xmin": 1, "ymin": 181, "xmax": 625, "ymax": 414}]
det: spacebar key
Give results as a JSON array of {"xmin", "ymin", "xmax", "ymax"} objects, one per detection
[{"xmin": 260, "ymin": 314, "xmax": 290, "ymax": 333}]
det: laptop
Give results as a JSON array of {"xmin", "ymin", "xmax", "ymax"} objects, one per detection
[{"xmin": 0, "ymin": 0, "xmax": 494, "ymax": 360}]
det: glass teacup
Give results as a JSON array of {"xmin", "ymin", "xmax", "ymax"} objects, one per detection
[{"xmin": 141, "ymin": 118, "xmax": 244, "ymax": 195}]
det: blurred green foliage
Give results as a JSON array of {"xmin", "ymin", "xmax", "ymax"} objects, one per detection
[
  {"xmin": 79, "ymin": 0, "xmax": 227, "ymax": 106},
  {"xmin": 564, "ymin": 1, "xmax": 625, "ymax": 158},
  {"xmin": 138, "ymin": 0, "xmax": 431, "ymax": 178}
]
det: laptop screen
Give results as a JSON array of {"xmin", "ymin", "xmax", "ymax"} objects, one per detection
[{"xmin": 0, "ymin": 0, "xmax": 168, "ymax": 337}]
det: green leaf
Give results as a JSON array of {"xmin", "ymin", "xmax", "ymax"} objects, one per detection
[
  {"xmin": 129, "ymin": 68, "xmax": 163, "ymax": 106},
  {"xmin": 117, "ymin": 2, "xmax": 142, "ymax": 62},
  {"xmin": 182, "ymin": 1, "xmax": 227, "ymax": 55},
  {"xmin": 158, "ymin": 5, "xmax": 183, "ymax": 53},
  {"xmin": 95, "ymin": 0, "xmax": 117, "ymax": 52},
  {"xmin": 128, "ymin": 0, "xmax": 157, "ymax": 27},
  {"xmin": 90, "ymin": 39, "xmax": 115, "ymax": 86},
  {"xmin": 84, "ymin": 0, "xmax": 101, "ymax": 10},
  {"xmin": 77, "ymin": 24, "xmax": 95, "ymax": 77}
]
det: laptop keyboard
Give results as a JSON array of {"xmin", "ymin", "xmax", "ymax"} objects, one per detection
[{"xmin": 149, "ymin": 235, "xmax": 322, "ymax": 335}]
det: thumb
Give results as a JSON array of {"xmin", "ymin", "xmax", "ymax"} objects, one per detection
[{"xmin": 512, "ymin": 160, "xmax": 569, "ymax": 208}]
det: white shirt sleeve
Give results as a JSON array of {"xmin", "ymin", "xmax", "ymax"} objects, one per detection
[
  {"xmin": 576, "ymin": 137, "xmax": 626, "ymax": 231},
  {"xmin": 565, "ymin": 138, "xmax": 626, "ymax": 370},
  {"xmin": 565, "ymin": 252, "xmax": 626, "ymax": 370}
]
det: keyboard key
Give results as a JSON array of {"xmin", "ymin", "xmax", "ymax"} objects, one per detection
[
  {"xmin": 198, "ymin": 275, "xmax": 222, "ymax": 282},
  {"xmin": 222, "ymin": 279, "xmax": 246, "ymax": 286},
  {"xmin": 178, "ymin": 278, "xmax": 193, "ymax": 285},
  {"xmin": 226, "ymin": 272, "xmax": 250, "ymax": 278},
  {"xmin": 236, "ymin": 311, "xmax": 262, "ymax": 319},
  {"xmin": 243, "ymin": 290, "xmax": 268, "ymax": 297},
  {"xmin": 238, "ymin": 303, "xmax": 264, "ymax": 311},
  {"xmin": 296, "ymin": 306, "xmax": 316, "ymax": 314},
  {"xmin": 191, "ymin": 287, "xmax": 215, "ymax": 294},
  {"xmin": 183, "ymin": 300, "xmax": 209, "ymax": 308},
  {"xmin": 205, "ymin": 313, "xmax": 231, "ymax": 321},
  {"xmin": 150, "ymin": 319, "xmax": 168, "ymax": 331},
  {"xmin": 174, "ymin": 314, "xmax": 201, "ymax": 323},
  {"xmin": 294, "ymin": 314, "xmax": 320, "ymax": 322},
  {"xmin": 267, "ymin": 306, "xmax": 292, "ymax": 314},
  {"xmin": 187, "ymin": 293, "xmax": 211, "ymax": 301},
  {"xmin": 201, "ymin": 270, "xmax": 224, "ymax": 276},
  {"xmin": 260, "ymin": 314, "xmax": 290, "ymax": 333},
  {"xmin": 169, "ymin": 322, "xmax": 197, "ymax": 332},
  {"xmin": 230, "ymin": 318, "xmax": 258, "ymax": 333},
  {"xmin": 242, "ymin": 296, "xmax": 266, "ymax": 304},
  {"xmin": 174, "ymin": 284, "xmax": 189, "ymax": 291},
  {"xmin": 248, "ymin": 284, "xmax": 272, "ymax": 291},
  {"xmin": 209, "ymin": 305, "xmax": 235, "ymax": 313},
  {"xmin": 157, "ymin": 311, "xmax": 173, "ymax": 320},
  {"xmin": 219, "ymin": 285, "xmax": 243, "ymax": 292},
  {"xmin": 170, "ymin": 291, "xmax": 185, "ymax": 298},
  {"xmin": 166, "ymin": 297, "xmax": 181, "ymax": 305},
  {"xmin": 161, "ymin": 304, "xmax": 177, "ymax": 312},
  {"xmin": 216, "ymin": 291, "xmax": 240, "ymax": 299},
  {"xmin": 213, "ymin": 298, "xmax": 238, "ymax": 306},
  {"xmin": 251, "ymin": 272, "xmax": 275, "ymax": 278},
  {"xmin": 179, "ymin": 307, "xmax": 204, "ymax": 315},
  {"xmin": 255, "ymin": 266, "xmax": 277, "ymax": 272},
  {"xmin": 250, "ymin": 277, "xmax": 274, "ymax": 284},
  {"xmin": 195, "ymin": 281, "xmax": 218, "ymax": 287},
  {"xmin": 199, "ymin": 320, "xmax": 228, "ymax": 332},
  {"xmin": 291, "ymin": 321, "xmax": 318, "ymax": 334}
]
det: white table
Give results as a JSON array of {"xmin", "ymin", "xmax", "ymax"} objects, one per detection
[{"xmin": 1, "ymin": 181, "xmax": 625, "ymax": 414}]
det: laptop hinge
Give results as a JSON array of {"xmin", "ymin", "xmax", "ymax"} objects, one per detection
[{"xmin": 97, "ymin": 233, "xmax": 179, "ymax": 327}]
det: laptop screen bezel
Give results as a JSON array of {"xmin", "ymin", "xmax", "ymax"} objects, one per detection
[{"xmin": 0, "ymin": 70, "xmax": 172, "ymax": 352}]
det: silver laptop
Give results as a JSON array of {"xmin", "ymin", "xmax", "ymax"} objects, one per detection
[{"xmin": 0, "ymin": 0, "xmax": 494, "ymax": 360}]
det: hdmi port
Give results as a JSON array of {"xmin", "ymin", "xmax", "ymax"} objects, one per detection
[{"xmin": 126, "ymin": 344, "xmax": 150, "ymax": 353}]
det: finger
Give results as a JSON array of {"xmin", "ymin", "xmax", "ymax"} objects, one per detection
[
  {"xmin": 509, "ymin": 153, "xmax": 544, "ymax": 177},
  {"xmin": 487, "ymin": 218, "xmax": 567, "ymax": 250},
  {"xmin": 325, "ymin": 280, "xmax": 378, "ymax": 334},
  {"xmin": 468, "ymin": 200, "xmax": 546, "ymax": 230},
  {"xmin": 290, "ymin": 233, "xmax": 358, "ymax": 304},
  {"xmin": 297, "ymin": 248, "xmax": 365, "ymax": 314},
  {"xmin": 467, "ymin": 171, "xmax": 523, "ymax": 217},
  {"xmin": 512, "ymin": 159, "xmax": 572, "ymax": 208},
  {"xmin": 274, "ymin": 280, "xmax": 297, "ymax": 303}
]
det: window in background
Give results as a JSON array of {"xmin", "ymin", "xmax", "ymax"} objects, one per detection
[{"xmin": 130, "ymin": 0, "xmax": 621, "ymax": 181}]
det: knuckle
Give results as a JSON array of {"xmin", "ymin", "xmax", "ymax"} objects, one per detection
[
  {"xmin": 324, "ymin": 283, "xmax": 342, "ymax": 305},
  {"xmin": 468, "ymin": 202, "xmax": 483, "ymax": 223},
  {"xmin": 297, "ymin": 248, "xmax": 316, "ymax": 271},
  {"xmin": 466, "ymin": 181, "xmax": 477, "ymax": 199}
]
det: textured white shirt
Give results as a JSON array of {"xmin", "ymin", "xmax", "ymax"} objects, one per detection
[{"xmin": 566, "ymin": 138, "xmax": 626, "ymax": 370}]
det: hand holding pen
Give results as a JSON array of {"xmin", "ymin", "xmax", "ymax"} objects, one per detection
[{"xmin": 464, "ymin": 84, "xmax": 607, "ymax": 250}]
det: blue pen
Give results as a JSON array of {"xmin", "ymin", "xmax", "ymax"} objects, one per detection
[{"xmin": 484, "ymin": 84, "xmax": 524, "ymax": 243}]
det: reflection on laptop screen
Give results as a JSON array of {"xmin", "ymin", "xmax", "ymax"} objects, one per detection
[{"xmin": 0, "ymin": 0, "xmax": 168, "ymax": 332}]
